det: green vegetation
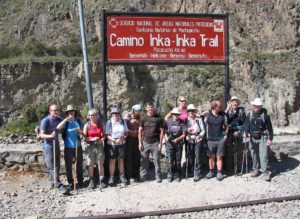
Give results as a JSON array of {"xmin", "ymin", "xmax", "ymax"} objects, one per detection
[
  {"xmin": 161, "ymin": 100, "xmax": 174, "ymax": 118},
  {"xmin": 0, "ymin": 103, "xmax": 49, "ymax": 136}
]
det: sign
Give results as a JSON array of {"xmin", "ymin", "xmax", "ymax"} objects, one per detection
[{"xmin": 104, "ymin": 13, "xmax": 227, "ymax": 64}]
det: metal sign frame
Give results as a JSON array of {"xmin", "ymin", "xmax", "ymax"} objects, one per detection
[{"xmin": 101, "ymin": 10, "xmax": 229, "ymax": 120}]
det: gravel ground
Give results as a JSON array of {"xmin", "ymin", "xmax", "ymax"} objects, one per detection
[{"xmin": 0, "ymin": 154, "xmax": 300, "ymax": 219}]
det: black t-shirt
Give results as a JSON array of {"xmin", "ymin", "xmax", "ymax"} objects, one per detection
[{"xmin": 140, "ymin": 114, "xmax": 164, "ymax": 144}]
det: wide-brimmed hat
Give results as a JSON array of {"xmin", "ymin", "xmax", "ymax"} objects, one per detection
[
  {"xmin": 132, "ymin": 104, "xmax": 142, "ymax": 111},
  {"xmin": 111, "ymin": 107, "xmax": 120, "ymax": 114},
  {"xmin": 251, "ymin": 98, "xmax": 263, "ymax": 106},
  {"xmin": 65, "ymin": 104, "xmax": 76, "ymax": 114},
  {"xmin": 171, "ymin": 107, "xmax": 181, "ymax": 115},
  {"xmin": 187, "ymin": 104, "xmax": 197, "ymax": 111},
  {"xmin": 230, "ymin": 96, "xmax": 239, "ymax": 101}
]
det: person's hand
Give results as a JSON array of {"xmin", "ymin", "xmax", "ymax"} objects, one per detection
[
  {"xmin": 115, "ymin": 138, "xmax": 122, "ymax": 144},
  {"xmin": 233, "ymin": 131, "xmax": 239, "ymax": 137},
  {"xmin": 51, "ymin": 131, "xmax": 56, "ymax": 138},
  {"xmin": 197, "ymin": 135, "xmax": 202, "ymax": 141},
  {"xmin": 225, "ymin": 101, "xmax": 231, "ymax": 112},
  {"xmin": 186, "ymin": 136, "xmax": 190, "ymax": 141},
  {"xmin": 139, "ymin": 143, "xmax": 144, "ymax": 152},
  {"xmin": 74, "ymin": 128, "xmax": 81, "ymax": 133},
  {"xmin": 66, "ymin": 115, "xmax": 73, "ymax": 122},
  {"xmin": 157, "ymin": 143, "xmax": 162, "ymax": 152},
  {"xmin": 266, "ymin": 140, "xmax": 272, "ymax": 147}
]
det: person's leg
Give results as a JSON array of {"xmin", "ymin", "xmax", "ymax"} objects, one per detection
[
  {"xmin": 194, "ymin": 141, "xmax": 202, "ymax": 179},
  {"xmin": 76, "ymin": 146, "xmax": 84, "ymax": 185},
  {"xmin": 64, "ymin": 147, "xmax": 74, "ymax": 186},
  {"xmin": 140, "ymin": 141, "xmax": 150, "ymax": 180},
  {"xmin": 125, "ymin": 137, "xmax": 133, "ymax": 179},
  {"xmin": 151, "ymin": 142, "xmax": 161, "ymax": 182},
  {"xmin": 224, "ymin": 132, "xmax": 234, "ymax": 175},
  {"xmin": 54, "ymin": 145, "xmax": 61, "ymax": 184},
  {"xmin": 167, "ymin": 141, "xmax": 175, "ymax": 181},
  {"xmin": 249, "ymin": 138, "xmax": 260, "ymax": 176},
  {"xmin": 43, "ymin": 147, "xmax": 54, "ymax": 188},
  {"xmin": 259, "ymin": 137, "xmax": 268, "ymax": 173},
  {"xmin": 131, "ymin": 137, "xmax": 140, "ymax": 179},
  {"xmin": 175, "ymin": 142, "xmax": 183, "ymax": 180}
]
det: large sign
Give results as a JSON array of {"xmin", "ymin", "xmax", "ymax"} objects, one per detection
[{"xmin": 103, "ymin": 13, "xmax": 227, "ymax": 64}]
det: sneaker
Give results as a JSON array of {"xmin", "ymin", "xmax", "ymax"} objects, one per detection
[
  {"xmin": 262, "ymin": 172, "xmax": 271, "ymax": 182},
  {"xmin": 108, "ymin": 176, "xmax": 114, "ymax": 186},
  {"xmin": 167, "ymin": 174, "xmax": 173, "ymax": 183},
  {"xmin": 88, "ymin": 177, "xmax": 95, "ymax": 189},
  {"xmin": 120, "ymin": 174, "xmax": 127, "ymax": 185},
  {"xmin": 205, "ymin": 172, "xmax": 214, "ymax": 179},
  {"xmin": 99, "ymin": 177, "xmax": 107, "ymax": 189},
  {"xmin": 156, "ymin": 175, "xmax": 162, "ymax": 183},
  {"xmin": 251, "ymin": 169, "xmax": 260, "ymax": 177},
  {"xmin": 216, "ymin": 173, "xmax": 223, "ymax": 181}
]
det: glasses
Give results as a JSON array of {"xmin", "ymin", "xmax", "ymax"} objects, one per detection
[
  {"xmin": 187, "ymin": 110, "xmax": 195, "ymax": 112},
  {"xmin": 179, "ymin": 99, "xmax": 186, "ymax": 102}
]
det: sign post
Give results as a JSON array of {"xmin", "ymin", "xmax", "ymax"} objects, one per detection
[{"xmin": 102, "ymin": 11, "xmax": 229, "ymax": 118}]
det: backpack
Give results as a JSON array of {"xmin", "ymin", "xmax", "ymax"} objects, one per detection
[
  {"xmin": 248, "ymin": 109, "xmax": 268, "ymax": 139},
  {"xmin": 166, "ymin": 119, "xmax": 185, "ymax": 138}
]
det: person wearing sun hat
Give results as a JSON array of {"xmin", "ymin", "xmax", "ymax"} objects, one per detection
[
  {"xmin": 56, "ymin": 104, "xmax": 84, "ymax": 189},
  {"xmin": 164, "ymin": 107, "xmax": 187, "ymax": 182},
  {"xmin": 224, "ymin": 96, "xmax": 246, "ymax": 175},
  {"xmin": 245, "ymin": 97, "xmax": 273, "ymax": 182},
  {"xmin": 125, "ymin": 104, "xmax": 142, "ymax": 182}
]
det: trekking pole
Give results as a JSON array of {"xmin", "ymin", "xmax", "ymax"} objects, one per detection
[
  {"xmin": 53, "ymin": 138, "xmax": 57, "ymax": 194},
  {"xmin": 99, "ymin": 138, "xmax": 104, "ymax": 192},
  {"xmin": 185, "ymin": 141, "xmax": 189, "ymax": 180},
  {"xmin": 74, "ymin": 139, "xmax": 78, "ymax": 193}
]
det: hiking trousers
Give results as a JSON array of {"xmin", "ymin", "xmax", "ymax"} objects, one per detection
[
  {"xmin": 166, "ymin": 140, "xmax": 183, "ymax": 177},
  {"xmin": 140, "ymin": 141, "xmax": 161, "ymax": 180},
  {"xmin": 64, "ymin": 146, "xmax": 83, "ymax": 185},
  {"xmin": 43, "ymin": 145, "xmax": 61, "ymax": 187},
  {"xmin": 224, "ymin": 131, "xmax": 243, "ymax": 174},
  {"xmin": 125, "ymin": 136, "xmax": 140, "ymax": 179},
  {"xmin": 187, "ymin": 140, "xmax": 203, "ymax": 177},
  {"xmin": 249, "ymin": 136, "xmax": 268, "ymax": 173}
]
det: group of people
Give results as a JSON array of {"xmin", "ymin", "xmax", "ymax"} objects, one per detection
[{"xmin": 38, "ymin": 95, "xmax": 273, "ymax": 191}]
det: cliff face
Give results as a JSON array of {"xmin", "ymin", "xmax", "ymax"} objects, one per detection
[{"xmin": 0, "ymin": 0, "xmax": 299, "ymax": 133}]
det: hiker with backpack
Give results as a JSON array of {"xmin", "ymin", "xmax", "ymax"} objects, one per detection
[
  {"xmin": 186, "ymin": 104, "xmax": 205, "ymax": 182},
  {"xmin": 164, "ymin": 108, "xmax": 187, "ymax": 182},
  {"xmin": 244, "ymin": 98, "xmax": 273, "ymax": 182},
  {"xmin": 40, "ymin": 104, "xmax": 64, "ymax": 190},
  {"xmin": 139, "ymin": 102, "xmax": 165, "ymax": 183},
  {"xmin": 82, "ymin": 108, "xmax": 106, "ymax": 189},
  {"xmin": 56, "ymin": 104, "xmax": 84, "ymax": 189},
  {"xmin": 125, "ymin": 104, "xmax": 142, "ymax": 182},
  {"xmin": 204, "ymin": 99, "xmax": 228, "ymax": 181},
  {"xmin": 105, "ymin": 108, "xmax": 129, "ymax": 186},
  {"xmin": 224, "ymin": 96, "xmax": 246, "ymax": 175}
]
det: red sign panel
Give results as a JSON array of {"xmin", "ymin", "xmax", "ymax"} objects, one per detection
[{"xmin": 104, "ymin": 14, "xmax": 227, "ymax": 64}]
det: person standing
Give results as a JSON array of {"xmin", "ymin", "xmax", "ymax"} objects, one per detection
[
  {"xmin": 165, "ymin": 96, "xmax": 188, "ymax": 122},
  {"xmin": 186, "ymin": 104, "xmax": 205, "ymax": 181},
  {"xmin": 82, "ymin": 108, "xmax": 106, "ymax": 189},
  {"xmin": 139, "ymin": 102, "xmax": 165, "ymax": 183},
  {"xmin": 204, "ymin": 99, "xmax": 228, "ymax": 181},
  {"xmin": 56, "ymin": 104, "xmax": 84, "ymax": 189},
  {"xmin": 125, "ymin": 104, "xmax": 142, "ymax": 182},
  {"xmin": 105, "ymin": 108, "xmax": 129, "ymax": 186},
  {"xmin": 224, "ymin": 96, "xmax": 246, "ymax": 175},
  {"xmin": 165, "ymin": 108, "xmax": 187, "ymax": 182},
  {"xmin": 245, "ymin": 98, "xmax": 273, "ymax": 181},
  {"xmin": 40, "ymin": 104, "xmax": 63, "ymax": 190}
]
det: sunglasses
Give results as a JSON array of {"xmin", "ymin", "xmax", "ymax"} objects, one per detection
[
  {"xmin": 187, "ymin": 110, "xmax": 195, "ymax": 112},
  {"xmin": 179, "ymin": 99, "xmax": 186, "ymax": 102}
]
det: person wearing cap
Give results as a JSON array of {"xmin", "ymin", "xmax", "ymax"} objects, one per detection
[
  {"xmin": 164, "ymin": 96, "xmax": 188, "ymax": 123},
  {"xmin": 56, "ymin": 104, "xmax": 84, "ymax": 188},
  {"xmin": 186, "ymin": 104, "xmax": 205, "ymax": 181},
  {"xmin": 82, "ymin": 108, "xmax": 106, "ymax": 189},
  {"xmin": 139, "ymin": 102, "xmax": 165, "ymax": 183},
  {"xmin": 224, "ymin": 96, "xmax": 246, "ymax": 175},
  {"xmin": 125, "ymin": 104, "xmax": 142, "ymax": 182},
  {"xmin": 244, "ymin": 98, "xmax": 273, "ymax": 181},
  {"xmin": 203, "ymin": 99, "xmax": 228, "ymax": 181},
  {"xmin": 105, "ymin": 108, "xmax": 129, "ymax": 186},
  {"xmin": 40, "ymin": 104, "xmax": 64, "ymax": 190},
  {"xmin": 164, "ymin": 108, "xmax": 187, "ymax": 182}
]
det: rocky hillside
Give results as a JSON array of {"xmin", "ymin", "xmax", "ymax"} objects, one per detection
[{"xmin": 0, "ymin": 0, "xmax": 299, "ymax": 133}]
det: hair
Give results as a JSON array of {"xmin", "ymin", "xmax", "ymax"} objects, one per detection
[
  {"xmin": 178, "ymin": 96, "xmax": 187, "ymax": 102},
  {"xmin": 210, "ymin": 99, "xmax": 222, "ymax": 110},
  {"xmin": 88, "ymin": 108, "xmax": 98, "ymax": 116},
  {"xmin": 49, "ymin": 104, "xmax": 58, "ymax": 111},
  {"xmin": 145, "ymin": 102, "xmax": 154, "ymax": 107}
]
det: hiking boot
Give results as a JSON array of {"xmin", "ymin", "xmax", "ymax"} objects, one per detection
[
  {"xmin": 216, "ymin": 173, "xmax": 223, "ymax": 181},
  {"xmin": 262, "ymin": 172, "xmax": 271, "ymax": 182},
  {"xmin": 251, "ymin": 169, "xmax": 260, "ymax": 177},
  {"xmin": 194, "ymin": 175, "xmax": 201, "ymax": 182},
  {"xmin": 108, "ymin": 176, "xmax": 114, "ymax": 186},
  {"xmin": 205, "ymin": 172, "xmax": 214, "ymax": 179},
  {"xmin": 133, "ymin": 177, "xmax": 140, "ymax": 183},
  {"xmin": 88, "ymin": 177, "xmax": 95, "ymax": 189},
  {"xmin": 174, "ymin": 176, "xmax": 181, "ymax": 182},
  {"xmin": 167, "ymin": 174, "xmax": 173, "ymax": 183},
  {"xmin": 99, "ymin": 177, "xmax": 107, "ymax": 189},
  {"xmin": 156, "ymin": 175, "xmax": 162, "ymax": 183}
]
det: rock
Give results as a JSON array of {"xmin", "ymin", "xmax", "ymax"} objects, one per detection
[
  {"xmin": 0, "ymin": 163, "xmax": 4, "ymax": 170},
  {"xmin": 10, "ymin": 192, "xmax": 17, "ymax": 197},
  {"xmin": 279, "ymin": 152, "xmax": 288, "ymax": 160},
  {"xmin": 4, "ymin": 162, "xmax": 14, "ymax": 167},
  {"xmin": 11, "ymin": 164, "xmax": 23, "ymax": 171},
  {"xmin": 23, "ymin": 164, "xmax": 32, "ymax": 172},
  {"xmin": 25, "ymin": 154, "xmax": 37, "ymax": 163},
  {"xmin": 0, "ymin": 151, "xmax": 9, "ymax": 161},
  {"xmin": 28, "ymin": 139, "xmax": 34, "ymax": 144},
  {"xmin": 5, "ymin": 153, "xmax": 25, "ymax": 164}
]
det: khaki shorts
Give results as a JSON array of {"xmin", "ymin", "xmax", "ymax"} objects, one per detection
[{"xmin": 85, "ymin": 142, "xmax": 105, "ymax": 166}]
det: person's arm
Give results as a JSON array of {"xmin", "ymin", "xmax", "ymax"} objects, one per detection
[
  {"xmin": 174, "ymin": 131, "xmax": 186, "ymax": 143},
  {"xmin": 199, "ymin": 119, "xmax": 205, "ymax": 138},
  {"xmin": 40, "ymin": 119, "xmax": 55, "ymax": 140},
  {"xmin": 164, "ymin": 111, "xmax": 171, "ymax": 121},
  {"xmin": 138, "ymin": 117, "xmax": 144, "ymax": 151},
  {"xmin": 265, "ymin": 115, "xmax": 273, "ymax": 146}
]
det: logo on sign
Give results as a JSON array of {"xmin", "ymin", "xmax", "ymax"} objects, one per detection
[
  {"xmin": 109, "ymin": 18, "xmax": 118, "ymax": 28},
  {"xmin": 214, "ymin": 20, "xmax": 224, "ymax": 32}
]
